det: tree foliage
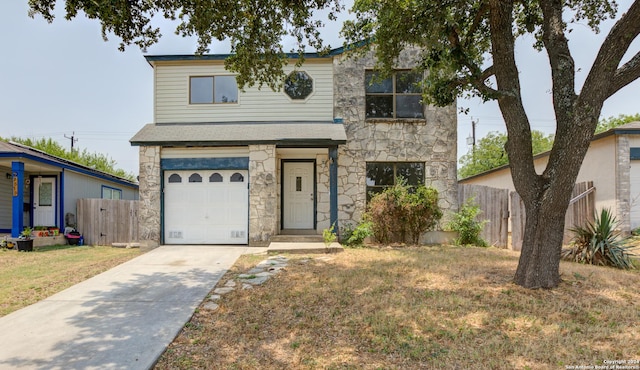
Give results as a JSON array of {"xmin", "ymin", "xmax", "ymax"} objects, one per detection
[
  {"xmin": 4, "ymin": 137, "xmax": 135, "ymax": 181},
  {"xmin": 595, "ymin": 113, "xmax": 640, "ymax": 133},
  {"xmin": 27, "ymin": 0, "xmax": 342, "ymax": 91},
  {"xmin": 459, "ymin": 130, "xmax": 554, "ymax": 179}
]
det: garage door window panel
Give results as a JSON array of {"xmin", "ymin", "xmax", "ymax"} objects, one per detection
[
  {"xmin": 168, "ymin": 174, "xmax": 182, "ymax": 183},
  {"xmin": 189, "ymin": 173, "xmax": 203, "ymax": 183},
  {"xmin": 230, "ymin": 173, "xmax": 244, "ymax": 182},
  {"xmin": 210, "ymin": 173, "xmax": 223, "ymax": 182}
]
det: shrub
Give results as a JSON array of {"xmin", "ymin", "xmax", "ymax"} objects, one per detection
[
  {"xmin": 562, "ymin": 208, "xmax": 636, "ymax": 269},
  {"xmin": 447, "ymin": 197, "xmax": 488, "ymax": 246},
  {"xmin": 322, "ymin": 223, "xmax": 337, "ymax": 247},
  {"xmin": 365, "ymin": 178, "xmax": 442, "ymax": 244},
  {"xmin": 340, "ymin": 221, "xmax": 373, "ymax": 247}
]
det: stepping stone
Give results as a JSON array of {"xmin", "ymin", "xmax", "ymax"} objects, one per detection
[
  {"xmin": 268, "ymin": 266, "xmax": 286, "ymax": 273},
  {"xmin": 224, "ymin": 280, "xmax": 237, "ymax": 287},
  {"xmin": 239, "ymin": 275, "xmax": 270, "ymax": 285},
  {"xmin": 242, "ymin": 283, "xmax": 254, "ymax": 290},
  {"xmin": 213, "ymin": 287, "xmax": 235, "ymax": 295},
  {"xmin": 203, "ymin": 302, "xmax": 219, "ymax": 311},
  {"xmin": 209, "ymin": 294, "xmax": 221, "ymax": 301}
]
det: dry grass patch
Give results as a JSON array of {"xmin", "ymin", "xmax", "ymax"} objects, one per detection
[
  {"xmin": 155, "ymin": 246, "xmax": 640, "ymax": 370},
  {"xmin": 0, "ymin": 245, "xmax": 141, "ymax": 316}
]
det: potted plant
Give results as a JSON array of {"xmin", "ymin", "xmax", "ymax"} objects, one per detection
[{"xmin": 17, "ymin": 227, "xmax": 34, "ymax": 252}]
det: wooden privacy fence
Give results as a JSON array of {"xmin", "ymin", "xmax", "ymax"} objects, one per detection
[
  {"xmin": 458, "ymin": 184, "xmax": 510, "ymax": 248},
  {"xmin": 511, "ymin": 181, "xmax": 595, "ymax": 250},
  {"xmin": 77, "ymin": 199, "xmax": 139, "ymax": 246},
  {"xmin": 459, "ymin": 181, "xmax": 595, "ymax": 250}
]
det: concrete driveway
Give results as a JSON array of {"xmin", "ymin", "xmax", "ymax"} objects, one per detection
[{"xmin": 0, "ymin": 245, "xmax": 252, "ymax": 370}]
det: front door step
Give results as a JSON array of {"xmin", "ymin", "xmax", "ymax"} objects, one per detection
[
  {"xmin": 267, "ymin": 241, "xmax": 343, "ymax": 254},
  {"xmin": 270, "ymin": 234, "xmax": 323, "ymax": 243}
]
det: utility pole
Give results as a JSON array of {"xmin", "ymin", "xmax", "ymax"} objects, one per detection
[
  {"xmin": 64, "ymin": 132, "xmax": 78, "ymax": 152},
  {"xmin": 466, "ymin": 118, "xmax": 478, "ymax": 164}
]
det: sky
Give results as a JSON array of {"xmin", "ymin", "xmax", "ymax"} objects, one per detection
[{"xmin": 1, "ymin": 1, "xmax": 640, "ymax": 177}]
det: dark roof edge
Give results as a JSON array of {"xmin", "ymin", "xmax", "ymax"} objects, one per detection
[
  {"xmin": 130, "ymin": 139, "xmax": 347, "ymax": 147},
  {"xmin": 144, "ymin": 40, "xmax": 371, "ymax": 64},
  {"xmin": 5, "ymin": 141, "xmax": 138, "ymax": 187}
]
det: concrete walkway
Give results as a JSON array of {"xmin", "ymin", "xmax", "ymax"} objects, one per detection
[{"xmin": 0, "ymin": 245, "xmax": 254, "ymax": 370}]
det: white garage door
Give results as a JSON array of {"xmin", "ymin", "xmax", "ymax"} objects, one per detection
[
  {"xmin": 164, "ymin": 169, "xmax": 248, "ymax": 244},
  {"xmin": 630, "ymin": 161, "xmax": 640, "ymax": 230}
]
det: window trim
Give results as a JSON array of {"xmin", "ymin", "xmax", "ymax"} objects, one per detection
[
  {"xmin": 365, "ymin": 162, "xmax": 426, "ymax": 201},
  {"xmin": 365, "ymin": 70, "xmax": 425, "ymax": 119},
  {"xmin": 189, "ymin": 75, "xmax": 239, "ymax": 105},
  {"xmin": 101, "ymin": 185, "xmax": 123, "ymax": 200},
  {"xmin": 283, "ymin": 70, "xmax": 315, "ymax": 102}
]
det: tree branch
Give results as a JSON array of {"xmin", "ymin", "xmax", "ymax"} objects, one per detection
[
  {"xmin": 488, "ymin": 0, "xmax": 539, "ymax": 202},
  {"xmin": 581, "ymin": 0, "xmax": 640, "ymax": 105},
  {"xmin": 539, "ymin": 0, "xmax": 576, "ymax": 122},
  {"xmin": 607, "ymin": 50, "xmax": 640, "ymax": 99}
]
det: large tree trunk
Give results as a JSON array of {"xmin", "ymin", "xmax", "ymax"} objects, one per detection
[{"xmin": 513, "ymin": 186, "xmax": 572, "ymax": 288}]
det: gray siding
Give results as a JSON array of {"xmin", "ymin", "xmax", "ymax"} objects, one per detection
[{"xmin": 63, "ymin": 171, "xmax": 138, "ymax": 225}]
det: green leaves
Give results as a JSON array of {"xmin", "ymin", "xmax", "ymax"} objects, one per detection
[
  {"xmin": 446, "ymin": 197, "xmax": 488, "ymax": 246},
  {"xmin": 6, "ymin": 136, "xmax": 135, "ymax": 181},
  {"xmin": 563, "ymin": 208, "xmax": 636, "ymax": 269},
  {"xmin": 458, "ymin": 130, "xmax": 553, "ymax": 179},
  {"xmin": 28, "ymin": 0, "xmax": 343, "ymax": 90}
]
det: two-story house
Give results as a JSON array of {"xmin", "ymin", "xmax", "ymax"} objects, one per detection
[{"xmin": 130, "ymin": 47, "xmax": 458, "ymax": 247}]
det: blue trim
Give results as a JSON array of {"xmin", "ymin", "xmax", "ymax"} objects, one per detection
[
  {"xmin": 11, "ymin": 162, "xmax": 24, "ymax": 237},
  {"xmin": 59, "ymin": 171, "xmax": 65, "ymax": 229},
  {"xmin": 333, "ymin": 118, "xmax": 344, "ymax": 124},
  {"xmin": 161, "ymin": 157, "xmax": 249, "ymax": 170},
  {"xmin": 0, "ymin": 228, "xmax": 10, "ymax": 233},
  {"xmin": 0, "ymin": 152, "xmax": 137, "ymax": 189},
  {"xmin": 101, "ymin": 185, "xmax": 123, "ymax": 199},
  {"xmin": 329, "ymin": 147, "xmax": 339, "ymax": 233},
  {"xmin": 160, "ymin": 170, "xmax": 165, "ymax": 245},
  {"xmin": 631, "ymin": 148, "xmax": 640, "ymax": 160},
  {"xmin": 144, "ymin": 41, "xmax": 371, "ymax": 64},
  {"xmin": 613, "ymin": 130, "xmax": 640, "ymax": 136}
]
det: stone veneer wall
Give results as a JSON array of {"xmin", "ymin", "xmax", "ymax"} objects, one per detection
[
  {"xmin": 249, "ymin": 145, "xmax": 278, "ymax": 246},
  {"xmin": 316, "ymin": 153, "xmax": 331, "ymax": 232},
  {"xmin": 138, "ymin": 146, "xmax": 161, "ymax": 249},
  {"xmin": 333, "ymin": 48, "xmax": 458, "ymax": 227},
  {"xmin": 616, "ymin": 135, "xmax": 631, "ymax": 234}
]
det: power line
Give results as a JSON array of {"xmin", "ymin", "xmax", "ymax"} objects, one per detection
[{"xmin": 64, "ymin": 132, "xmax": 78, "ymax": 151}]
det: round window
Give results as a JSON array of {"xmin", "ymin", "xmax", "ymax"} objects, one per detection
[{"xmin": 284, "ymin": 71, "xmax": 313, "ymax": 100}]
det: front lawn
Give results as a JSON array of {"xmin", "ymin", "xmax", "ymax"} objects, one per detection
[
  {"xmin": 0, "ymin": 245, "xmax": 141, "ymax": 316},
  {"xmin": 155, "ymin": 246, "xmax": 640, "ymax": 370}
]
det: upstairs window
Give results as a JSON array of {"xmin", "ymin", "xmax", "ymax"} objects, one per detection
[
  {"xmin": 190, "ymin": 76, "xmax": 238, "ymax": 104},
  {"xmin": 365, "ymin": 70, "xmax": 424, "ymax": 119},
  {"xmin": 284, "ymin": 71, "xmax": 313, "ymax": 100}
]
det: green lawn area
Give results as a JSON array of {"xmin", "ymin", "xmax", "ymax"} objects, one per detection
[
  {"xmin": 155, "ymin": 246, "xmax": 640, "ymax": 370},
  {"xmin": 0, "ymin": 245, "xmax": 141, "ymax": 316}
]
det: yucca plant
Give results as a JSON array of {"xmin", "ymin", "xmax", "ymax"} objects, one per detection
[{"xmin": 562, "ymin": 208, "xmax": 636, "ymax": 269}]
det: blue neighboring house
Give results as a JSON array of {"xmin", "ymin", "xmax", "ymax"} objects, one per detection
[{"xmin": 0, "ymin": 141, "xmax": 138, "ymax": 237}]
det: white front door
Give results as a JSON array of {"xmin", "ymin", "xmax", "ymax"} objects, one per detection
[
  {"xmin": 34, "ymin": 177, "xmax": 56, "ymax": 226},
  {"xmin": 283, "ymin": 162, "xmax": 315, "ymax": 229}
]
